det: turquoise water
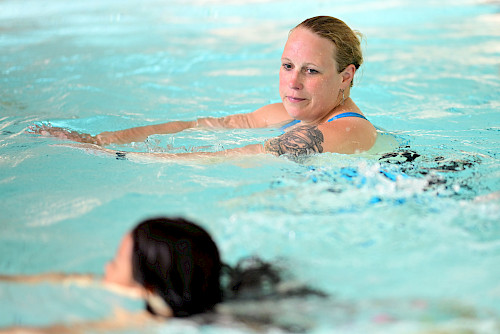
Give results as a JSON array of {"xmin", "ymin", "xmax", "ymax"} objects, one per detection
[{"xmin": 1, "ymin": 0, "xmax": 499, "ymax": 332}]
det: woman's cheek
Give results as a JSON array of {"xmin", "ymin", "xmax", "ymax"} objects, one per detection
[{"xmin": 103, "ymin": 262, "xmax": 113, "ymax": 282}]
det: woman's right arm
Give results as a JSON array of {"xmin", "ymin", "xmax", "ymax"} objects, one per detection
[
  {"xmin": 0, "ymin": 308, "xmax": 157, "ymax": 334},
  {"xmin": 109, "ymin": 103, "xmax": 289, "ymax": 143},
  {"xmin": 0, "ymin": 272, "xmax": 95, "ymax": 284},
  {"xmin": 95, "ymin": 120, "xmax": 197, "ymax": 145},
  {"xmin": 196, "ymin": 103, "xmax": 290, "ymax": 129},
  {"xmin": 28, "ymin": 120, "xmax": 198, "ymax": 146},
  {"xmin": 29, "ymin": 103, "xmax": 290, "ymax": 146}
]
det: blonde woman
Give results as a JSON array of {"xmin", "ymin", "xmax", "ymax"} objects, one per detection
[{"xmin": 31, "ymin": 16, "xmax": 377, "ymax": 157}]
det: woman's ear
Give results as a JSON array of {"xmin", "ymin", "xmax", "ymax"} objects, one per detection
[{"xmin": 341, "ymin": 64, "xmax": 356, "ymax": 87}]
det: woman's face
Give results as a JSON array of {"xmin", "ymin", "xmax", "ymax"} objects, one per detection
[
  {"xmin": 104, "ymin": 233, "xmax": 136, "ymax": 287},
  {"xmin": 104, "ymin": 231, "xmax": 174, "ymax": 317},
  {"xmin": 279, "ymin": 27, "xmax": 344, "ymax": 123}
]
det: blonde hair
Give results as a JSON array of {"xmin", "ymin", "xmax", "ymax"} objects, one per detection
[{"xmin": 296, "ymin": 16, "xmax": 363, "ymax": 85}]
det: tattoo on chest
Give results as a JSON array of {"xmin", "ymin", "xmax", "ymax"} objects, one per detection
[{"xmin": 265, "ymin": 125, "xmax": 324, "ymax": 156}]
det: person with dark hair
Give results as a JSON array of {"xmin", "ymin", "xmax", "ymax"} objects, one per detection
[
  {"xmin": 29, "ymin": 16, "xmax": 377, "ymax": 157},
  {"xmin": 104, "ymin": 217, "xmax": 222, "ymax": 318},
  {"xmin": 0, "ymin": 217, "xmax": 325, "ymax": 333}
]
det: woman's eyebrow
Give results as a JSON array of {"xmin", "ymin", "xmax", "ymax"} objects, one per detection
[
  {"xmin": 281, "ymin": 58, "xmax": 321, "ymax": 68},
  {"xmin": 304, "ymin": 62, "xmax": 320, "ymax": 67}
]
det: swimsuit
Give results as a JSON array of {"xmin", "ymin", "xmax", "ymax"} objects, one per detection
[{"xmin": 278, "ymin": 112, "xmax": 368, "ymax": 132}]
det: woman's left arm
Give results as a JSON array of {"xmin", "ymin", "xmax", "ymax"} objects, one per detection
[
  {"xmin": 0, "ymin": 308, "xmax": 158, "ymax": 334},
  {"xmin": 65, "ymin": 119, "xmax": 376, "ymax": 160},
  {"xmin": 109, "ymin": 143, "xmax": 267, "ymax": 160}
]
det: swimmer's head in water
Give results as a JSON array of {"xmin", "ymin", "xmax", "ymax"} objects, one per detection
[
  {"xmin": 104, "ymin": 232, "xmax": 138, "ymax": 289},
  {"xmin": 130, "ymin": 217, "xmax": 222, "ymax": 317}
]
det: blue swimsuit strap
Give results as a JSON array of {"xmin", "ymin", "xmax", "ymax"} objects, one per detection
[
  {"xmin": 278, "ymin": 119, "xmax": 301, "ymax": 131},
  {"xmin": 326, "ymin": 112, "xmax": 367, "ymax": 122},
  {"xmin": 279, "ymin": 112, "xmax": 367, "ymax": 132}
]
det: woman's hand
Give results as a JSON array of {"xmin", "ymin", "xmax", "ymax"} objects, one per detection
[
  {"xmin": 93, "ymin": 131, "xmax": 119, "ymax": 146},
  {"xmin": 27, "ymin": 123, "xmax": 99, "ymax": 144}
]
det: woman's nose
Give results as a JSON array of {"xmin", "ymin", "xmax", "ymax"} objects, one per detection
[{"xmin": 288, "ymin": 71, "xmax": 303, "ymax": 90}]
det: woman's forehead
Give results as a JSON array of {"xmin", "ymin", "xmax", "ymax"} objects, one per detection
[{"xmin": 283, "ymin": 27, "xmax": 336, "ymax": 66}]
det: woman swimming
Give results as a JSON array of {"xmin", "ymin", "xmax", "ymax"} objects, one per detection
[
  {"xmin": 29, "ymin": 16, "xmax": 377, "ymax": 157},
  {"xmin": 0, "ymin": 217, "xmax": 325, "ymax": 333}
]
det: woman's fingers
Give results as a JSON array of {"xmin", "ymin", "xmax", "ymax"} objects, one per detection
[{"xmin": 26, "ymin": 123, "xmax": 98, "ymax": 144}]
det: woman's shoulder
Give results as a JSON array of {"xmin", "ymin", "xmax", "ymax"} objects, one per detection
[{"xmin": 318, "ymin": 114, "xmax": 377, "ymax": 154}]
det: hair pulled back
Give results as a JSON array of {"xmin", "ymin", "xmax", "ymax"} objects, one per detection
[{"xmin": 296, "ymin": 16, "xmax": 363, "ymax": 83}]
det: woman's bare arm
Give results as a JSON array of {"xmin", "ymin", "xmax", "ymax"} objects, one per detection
[
  {"xmin": 64, "ymin": 142, "xmax": 267, "ymax": 161},
  {"xmin": 102, "ymin": 103, "xmax": 290, "ymax": 146},
  {"xmin": 0, "ymin": 308, "xmax": 158, "ymax": 334},
  {"xmin": 0, "ymin": 273, "xmax": 144, "ymax": 299},
  {"xmin": 94, "ymin": 120, "xmax": 197, "ymax": 145},
  {"xmin": 197, "ymin": 103, "xmax": 291, "ymax": 129},
  {"xmin": 0, "ymin": 273, "xmax": 155, "ymax": 333},
  {"xmin": 0, "ymin": 272, "xmax": 95, "ymax": 284},
  {"xmin": 28, "ymin": 103, "xmax": 291, "ymax": 146},
  {"xmin": 27, "ymin": 121, "xmax": 197, "ymax": 146}
]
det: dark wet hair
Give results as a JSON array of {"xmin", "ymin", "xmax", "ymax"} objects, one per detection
[
  {"xmin": 130, "ymin": 217, "xmax": 326, "ymax": 320},
  {"xmin": 131, "ymin": 217, "xmax": 222, "ymax": 317},
  {"xmin": 222, "ymin": 257, "xmax": 327, "ymax": 301}
]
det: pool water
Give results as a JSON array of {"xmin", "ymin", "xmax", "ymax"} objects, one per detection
[{"xmin": 1, "ymin": 0, "xmax": 499, "ymax": 333}]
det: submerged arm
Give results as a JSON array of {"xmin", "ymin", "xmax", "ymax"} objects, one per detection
[
  {"xmin": 96, "ymin": 109, "xmax": 279, "ymax": 145},
  {"xmin": 95, "ymin": 120, "xmax": 197, "ymax": 145},
  {"xmin": 28, "ymin": 103, "xmax": 290, "ymax": 146},
  {"xmin": 0, "ymin": 272, "xmax": 144, "ymax": 299},
  {"xmin": 79, "ymin": 142, "xmax": 267, "ymax": 161},
  {"xmin": 64, "ymin": 124, "xmax": 323, "ymax": 160},
  {"xmin": 0, "ymin": 274, "xmax": 161, "ymax": 333},
  {"xmin": 0, "ymin": 308, "xmax": 157, "ymax": 334},
  {"xmin": 28, "ymin": 121, "xmax": 197, "ymax": 146},
  {"xmin": 27, "ymin": 116, "xmax": 257, "ymax": 146},
  {"xmin": 0, "ymin": 272, "xmax": 95, "ymax": 284}
]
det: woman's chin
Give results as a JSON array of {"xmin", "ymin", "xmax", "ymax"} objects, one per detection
[
  {"xmin": 284, "ymin": 107, "xmax": 302, "ymax": 120},
  {"xmin": 103, "ymin": 279, "xmax": 146, "ymax": 298}
]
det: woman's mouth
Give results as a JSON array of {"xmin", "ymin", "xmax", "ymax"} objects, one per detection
[{"xmin": 287, "ymin": 96, "xmax": 306, "ymax": 103}]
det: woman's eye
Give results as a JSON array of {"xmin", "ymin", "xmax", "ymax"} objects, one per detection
[
  {"xmin": 306, "ymin": 68, "xmax": 319, "ymax": 74},
  {"xmin": 282, "ymin": 63, "xmax": 292, "ymax": 70}
]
